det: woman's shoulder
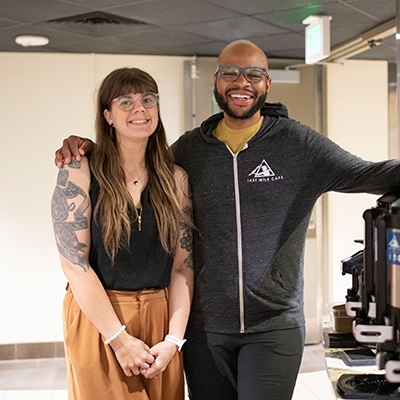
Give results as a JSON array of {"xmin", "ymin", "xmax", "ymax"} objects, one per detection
[
  {"xmin": 61, "ymin": 156, "xmax": 90, "ymax": 189},
  {"xmin": 173, "ymin": 164, "xmax": 187, "ymax": 178},
  {"xmin": 173, "ymin": 164, "xmax": 190, "ymax": 201},
  {"xmin": 63, "ymin": 155, "xmax": 89, "ymax": 170}
]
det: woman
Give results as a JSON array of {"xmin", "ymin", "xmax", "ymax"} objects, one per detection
[{"xmin": 51, "ymin": 67, "xmax": 193, "ymax": 400}]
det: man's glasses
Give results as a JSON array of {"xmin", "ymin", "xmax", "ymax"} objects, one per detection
[
  {"xmin": 112, "ymin": 92, "xmax": 159, "ymax": 111},
  {"xmin": 215, "ymin": 65, "xmax": 269, "ymax": 83}
]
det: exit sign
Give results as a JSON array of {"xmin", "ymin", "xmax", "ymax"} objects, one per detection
[{"xmin": 302, "ymin": 16, "xmax": 332, "ymax": 64}]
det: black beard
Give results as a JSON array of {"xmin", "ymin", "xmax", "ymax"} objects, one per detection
[{"xmin": 214, "ymin": 88, "xmax": 266, "ymax": 120}]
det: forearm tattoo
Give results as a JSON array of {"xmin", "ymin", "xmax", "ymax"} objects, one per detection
[
  {"xmin": 180, "ymin": 205, "xmax": 193, "ymax": 270},
  {"xmin": 51, "ymin": 163, "xmax": 90, "ymax": 272}
]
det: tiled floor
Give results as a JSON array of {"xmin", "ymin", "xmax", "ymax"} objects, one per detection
[{"xmin": 0, "ymin": 344, "xmax": 337, "ymax": 399}]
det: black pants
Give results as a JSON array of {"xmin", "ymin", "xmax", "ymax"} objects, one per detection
[{"xmin": 184, "ymin": 326, "xmax": 305, "ymax": 400}]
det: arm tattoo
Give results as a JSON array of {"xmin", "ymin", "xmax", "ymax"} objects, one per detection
[
  {"xmin": 69, "ymin": 158, "xmax": 81, "ymax": 169},
  {"xmin": 180, "ymin": 205, "xmax": 194, "ymax": 270},
  {"xmin": 51, "ymin": 165, "xmax": 90, "ymax": 272}
]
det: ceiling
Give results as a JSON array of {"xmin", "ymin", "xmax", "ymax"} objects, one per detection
[{"xmin": 0, "ymin": 0, "xmax": 397, "ymax": 64}]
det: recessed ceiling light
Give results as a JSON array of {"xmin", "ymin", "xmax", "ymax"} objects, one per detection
[{"xmin": 15, "ymin": 35, "xmax": 49, "ymax": 47}]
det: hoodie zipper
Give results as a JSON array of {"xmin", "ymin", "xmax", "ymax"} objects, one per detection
[{"xmin": 227, "ymin": 144, "xmax": 247, "ymax": 333}]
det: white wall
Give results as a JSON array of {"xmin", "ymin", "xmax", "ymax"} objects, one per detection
[
  {"xmin": 324, "ymin": 60, "xmax": 389, "ymax": 303},
  {"xmin": 0, "ymin": 52, "xmax": 188, "ymax": 344}
]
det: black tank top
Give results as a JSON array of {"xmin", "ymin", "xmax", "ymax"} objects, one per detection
[{"xmin": 89, "ymin": 171, "xmax": 173, "ymax": 291}]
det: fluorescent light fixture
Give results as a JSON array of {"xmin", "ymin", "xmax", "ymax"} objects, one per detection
[
  {"xmin": 302, "ymin": 16, "xmax": 331, "ymax": 64},
  {"xmin": 269, "ymin": 69, "xmax": 300, "ymax": 84},
  {"xmin": 15, "ymin": 35, "xmax": 49, "ymax": 47}
]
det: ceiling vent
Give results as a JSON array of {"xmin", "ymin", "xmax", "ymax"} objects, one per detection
[{"xmin": 47, "ymin": 11, "xmax": 148, "ymax": 26}]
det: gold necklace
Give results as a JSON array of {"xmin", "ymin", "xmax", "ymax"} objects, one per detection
[
  {"xmin": 137, "ymin": 207, "xmax": 142, "ymax": 231},
  {"xmin": 124, "ymin": 165, "xmax": 146, "ymax": 186}
]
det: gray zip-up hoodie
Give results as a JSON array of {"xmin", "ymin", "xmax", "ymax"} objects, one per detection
[{"xmin": 172, "ymin": 102, "xmax": 400, "ymax": 334}]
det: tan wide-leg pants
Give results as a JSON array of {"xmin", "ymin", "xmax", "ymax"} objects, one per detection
[{"xmin": 63, "ymin": 286, "xmax": 184, "ymax": 400}]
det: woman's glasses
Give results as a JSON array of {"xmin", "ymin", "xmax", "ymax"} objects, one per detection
[{"xmin": 112, "ymin": 92, "xmax": 159, "ymax": 111}]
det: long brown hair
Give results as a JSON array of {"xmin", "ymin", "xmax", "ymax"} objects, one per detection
[{"xmin": 90, "ymin": 67, "xmax": 182, "ymax": 261}]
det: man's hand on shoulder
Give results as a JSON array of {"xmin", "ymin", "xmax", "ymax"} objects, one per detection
[{"xmin": 54, "ymin": 135, "xmax": 95, "ymax": 168}]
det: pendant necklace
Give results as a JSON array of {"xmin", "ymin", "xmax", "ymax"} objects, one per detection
[
  {"xmin": 125, "ymin": 166, "xmax": 145, "ymax": 232},
  {"xmin": 137, "ymin": 207, "xmax": 142, "ymax": 231},
  {"xmin": 124, "ymin": 165, "xmax": 146, "ymax": 186}
]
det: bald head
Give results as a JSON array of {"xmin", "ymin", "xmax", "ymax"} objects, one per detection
[{"xmin": 218, "ymin": 40, "xmax": 269, "ymax": 70}]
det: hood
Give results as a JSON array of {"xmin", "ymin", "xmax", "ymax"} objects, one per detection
[{"xmin": 261, "ymin": 102, "xmax": 289, "ymax": 118}]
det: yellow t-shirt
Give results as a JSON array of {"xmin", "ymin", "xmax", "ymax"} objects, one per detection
[{"xmin": 213, "ymin": 117, "xmax": 264, "ymax": 153}]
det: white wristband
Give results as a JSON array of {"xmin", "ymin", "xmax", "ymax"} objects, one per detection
[
  {"xmin": 164, "ymin": 334, "xmax": 187, "ymax": 351},
  {"xmin": 104, "ymin": 325, "xmax": 126, "ymax": 345}
]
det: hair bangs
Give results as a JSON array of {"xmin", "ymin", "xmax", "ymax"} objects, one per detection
[
  {"xmin": 101, "ymin": 68, "xmax": 159, "ymax": 111},
  {"xmin": 115, "ymin": 69, "xmax": 157, "ymax": 98}
]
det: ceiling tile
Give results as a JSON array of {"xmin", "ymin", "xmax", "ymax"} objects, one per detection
[
  {"xmin": 64, "ymin": 0, "xmax": 155, "ymax": 8},
  {"xmin": 0, "ymin": 0, "xmax": 90, "ymax": 23},
  {"xmin": 204, "ymin": 0, "xmax": 338, "ymax": 15},
  {"xmin": 106, "ymin": 0, "xmax": 241, "ymax": 26},
  {"xmin": 251, "ymin": 32, "xmax": 305, "ymax": 54},
  {"xmin": 346, "ymin": 0, "xmax": 395, "ymax": 22},
  {"xmin": 178, "ymin": 16, "xmax": 288, "ymax": 42},
  {"xmin": 115, "ymin": 28, "xmax": 211, "ymax": 50}
]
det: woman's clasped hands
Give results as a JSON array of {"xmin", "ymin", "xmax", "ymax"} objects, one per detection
[{"xmin": 109, "ymin": 331, "xmax": 178, "ymax": 379}]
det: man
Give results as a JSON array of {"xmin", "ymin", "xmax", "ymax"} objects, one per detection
[{"xmin": 56, "ymin": 40, "xmax": 400, "ymax": 400}]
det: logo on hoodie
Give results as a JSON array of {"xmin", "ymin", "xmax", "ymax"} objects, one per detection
[{"xmin": 247, "ymin": 159, "xmax": 284, "ymax": 183}]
